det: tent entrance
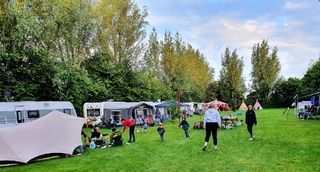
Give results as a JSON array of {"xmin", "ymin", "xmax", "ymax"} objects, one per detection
[
  {"xmin": 15, "ymin": 105, "xmax": 25, "ymax": 123},
  {"xmin": 111, "ymin": 110, "xmax": 122, "ymax": 125},
  {"xmin": 135, "ymin": 108, "xmax": 149, "ymax": 119}
]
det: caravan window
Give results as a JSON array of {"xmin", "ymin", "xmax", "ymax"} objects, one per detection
[
  {"xmin": 28, "ymin": 110, "xmax": 40, "ymax": 118},
  {"xmin": 87, "ymin": 109, "xmax": 100, "ymax": 117},
  {"xmin": 63, "ymin": 109, "xmax": 71, "ymax": 115}
]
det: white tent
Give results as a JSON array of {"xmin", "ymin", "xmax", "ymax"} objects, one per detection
[
  {"xmin": 254, "ymin": 100, "xmax": 263, "ymax": 110},
  {"xmin": 0, "ymin": 110, "xmax": 85, "ymax": 164},
  {"xmin": 238, "ymin": 100, "xmax": 248, "ymax": 111}
]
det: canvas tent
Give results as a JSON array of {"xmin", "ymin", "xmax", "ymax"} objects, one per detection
[
  {"xmin": 204, "ymin": 99, "xmax": 229, "ymax": 111},
  {"xmin": 84, "ymin": 102, "xmax": 155, "ymax": 126},
  {"xmin": 238, "ymin": 100, "xmax": 248, "ymax": 111},
  {"xmin": 101, "ymin": 102, "xmax": 154, "ymax": 120},
  {"xmin": 296, "ymin": 101, "xmax": 312, "ymax": 110},
  {"xmin": 254, "ymin": 100, "xmax": 263, "ymax": 110},
  {"xmin": 155, "ymin": 101, "xmax": 190, "ymax": 108},
  {"xmin": 155, "ymin": 101, "xmax": 190, "ymax": 115},
  {"xmin": 0, "ymin": 110, "xmax": 85, "ymax": 164}
]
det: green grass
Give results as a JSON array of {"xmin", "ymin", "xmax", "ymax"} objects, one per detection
[{"xmin": 2, "ymin": 109, "xmax": 320, "ymax": 172}]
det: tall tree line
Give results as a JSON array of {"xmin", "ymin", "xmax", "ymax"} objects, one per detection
[
  {"xmin": 0, "ymin": 0, "xmax": 213, "ymax": 114},
  {"xmin": 1, "ymin": 0, "xmax": 317, "ymax": 111}
]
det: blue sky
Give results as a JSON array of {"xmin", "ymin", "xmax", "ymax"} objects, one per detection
[{"xmin": 137, "ymin": 0, "xmax": 320, "ymax": 88}]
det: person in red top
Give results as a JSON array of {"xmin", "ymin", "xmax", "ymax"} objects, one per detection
[{"xmin": 121, "ymin": 118, "xmax": 135, "ymax": 143}]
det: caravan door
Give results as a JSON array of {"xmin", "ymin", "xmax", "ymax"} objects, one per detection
[{"xmin": 15, "ymin": 105, "xmax": 25, "ymax": 123}]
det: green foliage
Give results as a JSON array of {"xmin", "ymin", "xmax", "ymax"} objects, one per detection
[
  {"xmin": 269, "ymin": 77, "xmax": 302, "ymax": 107},
  {"xmin": 0, "ymin": 48, "xmax": 55, "ymax": 101},
  {"xmin": 93, "ymin": 0, "xmax": 148, "ymax": 65},
  {"xmin": 251, "ymin": 40, "xmax": 281, "ymax": 99},
  {"xmin": 219, "ymin": 48, "xmax": 245, "ymax": 110},
  {"xmin": 158, "ymin": 31, "xmax": 213, "ymax": 102},
  {"xmin": 301, "ymin": 58, "xmax": 320, "ymax": 94},
  {"xmin": 0, "ymin": 0, "xmax": 214, "ymax": 110},
  {"xmin": 204, "ymin": 82, "xmax": 219, "ymax": 102},
  {"xmin": 52, "ymin": 63, "xmax": 109, "ymax": 115}
]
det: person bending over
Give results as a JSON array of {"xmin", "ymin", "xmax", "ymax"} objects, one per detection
[{"xmin": 121, "ymin": 118, "xmax": 135, "ymax": 143}]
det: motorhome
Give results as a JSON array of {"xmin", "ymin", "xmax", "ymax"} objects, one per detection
[
  {"xmin": 0, "ymin": 101, "xmax": 77, "ymax": 127},
  {"xmin": 83, "ymin": 102, "xmax": 154, "ymax": 126}
]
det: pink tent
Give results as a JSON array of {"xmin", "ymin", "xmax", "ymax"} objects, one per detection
[
  {"xmin": 204, "ymin": 99, "xmax": 230, "ymax": 110},
  {"xmin": 0, "ymin": 110, "xmax": 85, "ymax": 164},
  {"xmin": 254, "ymin": 99, "xmax": 263, "ymax": 110}
]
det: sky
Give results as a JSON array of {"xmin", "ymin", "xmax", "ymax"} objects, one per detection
[{"xmin": 136, "ymin": 0, "xmax": 320, "ymax": 88}]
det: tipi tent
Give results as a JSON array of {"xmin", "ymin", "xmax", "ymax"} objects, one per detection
[
  {"xmin": 238, "ymin": 100, "xmax": 248, "ymax": 111},
  {"xmin": 254, "ymin": 100, "xmax": 263, "ymax": 110},
  {"xmin": 0, "ymin": 110, "xmax": 85, "ymax": 164}
]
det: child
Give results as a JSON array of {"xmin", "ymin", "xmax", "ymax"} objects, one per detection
[
  {"xmin": 179, "ymin": 117, "xmax": 190, "ymax": 138},
  {"xmin": 109, "ymin": 128, "xmax": 123, "ymax": 146},
  {"xmin": 157, "ymin": 123, "xmax": 165, "ymax": 141},
  {"xmin": 136, "ymin": 115, "xmax": 146, "ymax": 133}
]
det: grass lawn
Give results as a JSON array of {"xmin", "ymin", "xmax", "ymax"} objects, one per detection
[{"xmin": 2, "ymin": 109, "xmax": 320, "ymax": 172}]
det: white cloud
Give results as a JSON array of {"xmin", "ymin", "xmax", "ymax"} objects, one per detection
[
  {"xmin": 180, "ymin": 16, "xmax": 320, "ymax": 84},
  {"xmin": 284, "ymin": 1, "xmax": 304, "ymax": 10},
  {"xmin": 140, "ymin": 1, "xmax": 320, "ymax": 85}
]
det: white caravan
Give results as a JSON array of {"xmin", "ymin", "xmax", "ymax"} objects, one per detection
[{"xmin": 0, "ymin": 101, "xmax": 77, "ymax": 127}]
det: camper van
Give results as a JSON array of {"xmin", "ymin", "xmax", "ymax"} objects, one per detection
[
  {"xmin": 0, "ymin": 101, "xmax": 77, "ymax": 126},
  {"xmin": 83, "ymin": 102, "xmax": 155, "ymax": 126}
]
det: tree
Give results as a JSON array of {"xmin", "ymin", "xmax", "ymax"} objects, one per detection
[
  {"xmin": 0, "ymin": 48, "xmax": 56, "ymax": 101},
  {"xmin": 143, "ymin": 28, "xmax": 162, "ymax": 78},
  {"xmin": 301, "ymin": 57, "xmax": 320, "ymax": 94},
  {"xmin": 0, "ymin": 0, "xmax": 214, "ymax": 113},
  {"xmin": 269, "ymin": 77, "xmax": 302, "ymax": 107},
  {"xmin": 159, "ymin": 31, "xmax": 213, "ymax": 102},
  {"xmin": 204, "ymin": 82, "xmax": 219, "ymax": 102},
  {"xmin": 93, "ymin": 0, "xmax": 148, "ymax": 67},
  {"xmin": 251, "ymin": 40, "xmax": 281, "ymax": 99},
  {"xmin": 219, "ymin": 48, "xmax": 245, "ymax": 111}
]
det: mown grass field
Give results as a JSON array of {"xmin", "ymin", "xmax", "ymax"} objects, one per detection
[{"xmin": 2, "ymin": 109, "xmax": 320, "ymax": 172}]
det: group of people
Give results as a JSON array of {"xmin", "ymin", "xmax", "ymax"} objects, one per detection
[
  {"xmin": 156, "ymin": 117, "xmax": 191, "ymax": 142},
  {"xmin": 122, "ymin": 116, "xmax": 191, "ymax": 142},
  {"xmin": 82, "ymin": 105, "xmax": 257, "ymax": 152},
  {"xmin": 202, "ymin": 104, "xmax": 257, "ymax": 151},
  {"xmin": 81, "ymin": 126, "xmax": 123, "ymax": 150},
  {"xmin": 299, "ymin": 105, "xmax": 318, "ymax": 119}
]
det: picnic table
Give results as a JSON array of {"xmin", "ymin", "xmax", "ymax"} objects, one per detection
[{"xmin": 221, "ymin": 115, "xmax": 238, "ymax": 129}]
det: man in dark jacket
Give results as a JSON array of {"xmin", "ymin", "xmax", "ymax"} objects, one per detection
[{"xmin": 245, "ymin": 105, "xmax": 257, "ymax": 141}]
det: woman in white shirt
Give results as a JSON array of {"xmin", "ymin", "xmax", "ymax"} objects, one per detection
[{"xmin": 202, "ymin": 103, "xmax": 221, "ymax": 151}]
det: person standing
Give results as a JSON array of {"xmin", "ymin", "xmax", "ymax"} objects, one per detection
[
  {"xmin": 202, "ymin": 104, "xmax": 221, "ymax": 151},
  {"xmin": 136, "ymin": 115, "xmax": 146, "ymax": 133},
  {"xmin": 157, "ymin": 123, "xmax": 165, "ymax": 141},
  {"xmin": 245, "ymin": 105, "xmax": 257, "ymax": 141},
  {"xmin": 178, "ymin": 117, "xmax": 190, "ymax": 139},
  {"xmin": 121, "ymin": 118, "xmax": 135, "ymax": 143}
]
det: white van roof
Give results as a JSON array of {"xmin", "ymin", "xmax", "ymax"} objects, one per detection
[{"xmin": 0, "ymin": 101, "xmax": 74, "ymax": 111}]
